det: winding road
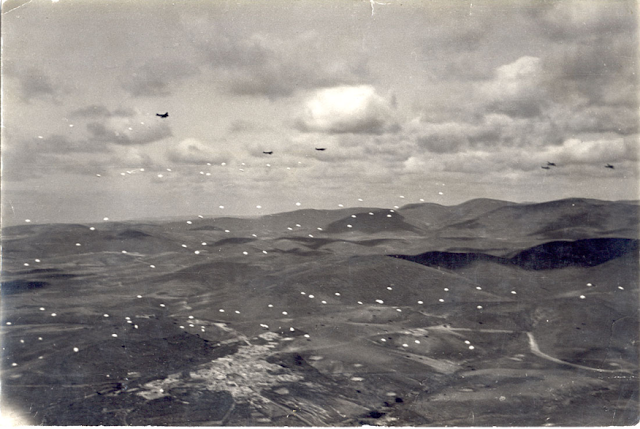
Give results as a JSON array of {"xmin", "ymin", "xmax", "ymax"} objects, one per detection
[
  {"xmin": 403, "ymin": 325, "xmax": 630, "ymax": 374},
  {"xmin": 525, "ymin": 332, "xmax": 627, "ymax": 374}
]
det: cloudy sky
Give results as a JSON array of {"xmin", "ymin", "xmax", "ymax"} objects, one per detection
[{"xmin": 2, "ymin": 0, "xmax": 638, "ymax": 225}]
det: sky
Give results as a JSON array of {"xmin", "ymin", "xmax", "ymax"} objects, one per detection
[{"xmin": 1, "ymin": 0, "xmax": 638, "ymax": 226}]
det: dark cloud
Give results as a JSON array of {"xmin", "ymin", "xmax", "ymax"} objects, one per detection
[
  {"xmin": 415, "ymin": 4, "xmax": 543, "ymax": 82},
  {"xmin": 563, "ymin": 105, "xmax": 639, "ymax": 136},
  {"xmin": 415, "ymin": 122, "xmax": 468, "ymax": 154},
  {"xmin": 70, "ymin": 105, "xmax": 112, "ymax": 118},
  {"xmin": 438, "ymin": 55, "xmax": 496, "ymax": 80},
  {"xmin": 121, "ymin": 59, "xmax": 199, "ymax": 97},
  {"xmin": 419, "ymin": 13, "xmax": 497, "ymax": 80},
  {"xmin": 2, "ymin": 134, "xmax": 111, "ymax": 182},
  {"xmin": 410, "ymin": 36, "xmax": 636, "ymax": 158},
  {"xmin": 21, "ymin": 71, "xmax": 55, "ymax": 100},
  {"xmin": 410, "ymin": 109, "xmax": 568, "ymax": 156},
  {"xmin": 524, "ymin": 1, "xmax": 638, "ymax": 108},
  {"xmin": 542, "ymin": 37, "xmax": 638, "ymax": 107},
  {"xmin": 6, "ymin": 67, "xmax": 61, "ymax": 103},
  {"xmin": 86, "ymin": 123, "xmax": 113, "ymax": 139},
  {"xmin": 197, "ymin": 30, "xmax": 368, "ymax": 98},
  {"xmin": 2, "ymin": 149, "xmax": 45, "ymax": 182},
  {"xmin": 429, "ymin": 19, "xmax": 492, "ymax": 54},
  {"xmin": 122, "ymin": 73, "xmax": 170, "ymax": 97},
  {"xmin": 532, "ymin": 0, "xmax": 637, "ymax": 42}
]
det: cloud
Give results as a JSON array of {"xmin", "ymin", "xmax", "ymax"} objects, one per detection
[
  {"xmin": 539, "ymin": 136, "xmax": 638, "ymax": 165},
  {"xmin": 107, "ymin": 146, "xmax": 156, "ymax": 169},
  {"xmin": 411, "ymin": 44, "xmax": 637, "ymax": 158},
  {"xmin": 404, "ymin": 134, "xmax": 639, "ymax": 177},
  {"xmin": 479, "ymin": 56, "xmax": 547, "ymax": 118},
  {"xmin": 6, "ymin": 67, "xmax": 61, "ymax": 103},
  {"xmin": 419, "ymin": 15, "xmax": 498, "ymax": 80},
  {"xmin": 427, "ymin": 17, "xmax": 492, "ymax": 54},
  {"xmin": 414, "ymin": 122, "xmax": 469, "ymax": 154},
  {"xmin": 167, "ymin": 138, "xmax": 234, "ymax": 164},
  {"xmin": 70, "ymin": 105, "xmax": 136, "ymax": 118},
  {"xmin": 228, "ymin": 119, "xmax": 267, "ymax": 134},
  {"xmin": 410, "ymin": 112, "xmax": 560, "ymax": 155},
  {"xmin": 294, "ymin": 85, "xmax": 398, "ymax": 134},
  {"xmin": 194, "ymin": 27, "xmax": 368, "ymax": 98},
  {"xmin": 543, "ymin": 38, "xmax": 638, "ymax": 107},
  {"xmin": 21, "ymin": 71, "xmax": 56, "ymax": 101},
  {"xmin": 533, "ymin": 0, "xmax": 637, "ymax": 41},
  {"xmin": 34, "ymin": 134, "xmax": 110, "ymax": 154},
  {"xmin": 527, "ymin": 1, "xmax": 638, "ymax": 107},
  {"xmin": 121, "ymin": 59, "xmax": 199, "ymax": 97},
  {"xmin": 86, "ymin": 112, "xmax": 172, "ymax": 145},
  {"xmin": 559, "ymin": 105, "xmax": 639, "ymax": 136},
  {"xmin": 1, "ymin": 133, "xmax": 113, "ymax": 182},
  {"xmin": 12, "ymin": 134, "xmax": 109, "ymax": 158},
  {"xmin": 70, "ymin": 105, "xmax": 112, "ymax": 118}
]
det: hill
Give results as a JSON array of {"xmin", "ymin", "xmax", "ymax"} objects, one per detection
[
  {"xmin": 438, "ymin": 198, "xmax": 639, "ymax": 240},
  {"xmin": 322, "ymin": 210, "xmax": 424, "ymax": 235},
  {"xmin": 390, "ymin": 238, "xmax": 639, "ymax": 270},
  {"xmin": 398, "ymin": 198, "xmax": 516, "ymax": 230},
  {"xmin": 1, "ymin": 198, "xmax": 638, "ymax": 426}
]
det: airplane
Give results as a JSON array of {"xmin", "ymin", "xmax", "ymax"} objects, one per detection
[
  {"xmin": 156, "ymin": 112, "xmax": 169, "ymax": 118},
  {"xmin": 541, "ymin": 166, "xmax": 551, "ymax": 170},
  {"xmin": 315, "ymin": 148, "xmax": 326, "ymax": 151},
  {"xmin": 547, "ymin": 162, "xmax": 556, "ymax": 166},
  {"xmin": 605, "ymin": 164, "xmax": 615, "ymax": 169},
  {"xmin": 263, "ymin": 151, "xmax": 273, "ymax": 155}
]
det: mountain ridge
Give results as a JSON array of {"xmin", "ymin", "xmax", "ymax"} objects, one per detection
[{"xmin": 4, "ymin": 197, "xmax": 637, "ymax": 231}]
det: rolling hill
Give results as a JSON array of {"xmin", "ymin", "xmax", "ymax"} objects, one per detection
[
  {"xmin": 1, "ymin": 198, "xmax": 638, "ymax": 426},
  {"xmin": 390, "ymin": 238, "xmax": 639, "ymax": 270}
]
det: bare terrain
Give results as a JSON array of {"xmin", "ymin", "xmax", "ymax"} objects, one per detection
[{"xmin": 1, "ymin": 198, "xmax": 638, "ymax": 426}]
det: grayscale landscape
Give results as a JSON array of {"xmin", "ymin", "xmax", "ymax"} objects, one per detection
[
  {"xmin": 2, "ymin": 198, "xmax": 639, "ymax": 425},
  {"xmin": 1, "ymin": 0, "xmax": 638, "ymax": 426}
]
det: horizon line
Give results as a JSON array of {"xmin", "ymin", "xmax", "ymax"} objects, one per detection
[{"xmin": 3, "ymin": 196, "xmax": 639, "ymax": 229}]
